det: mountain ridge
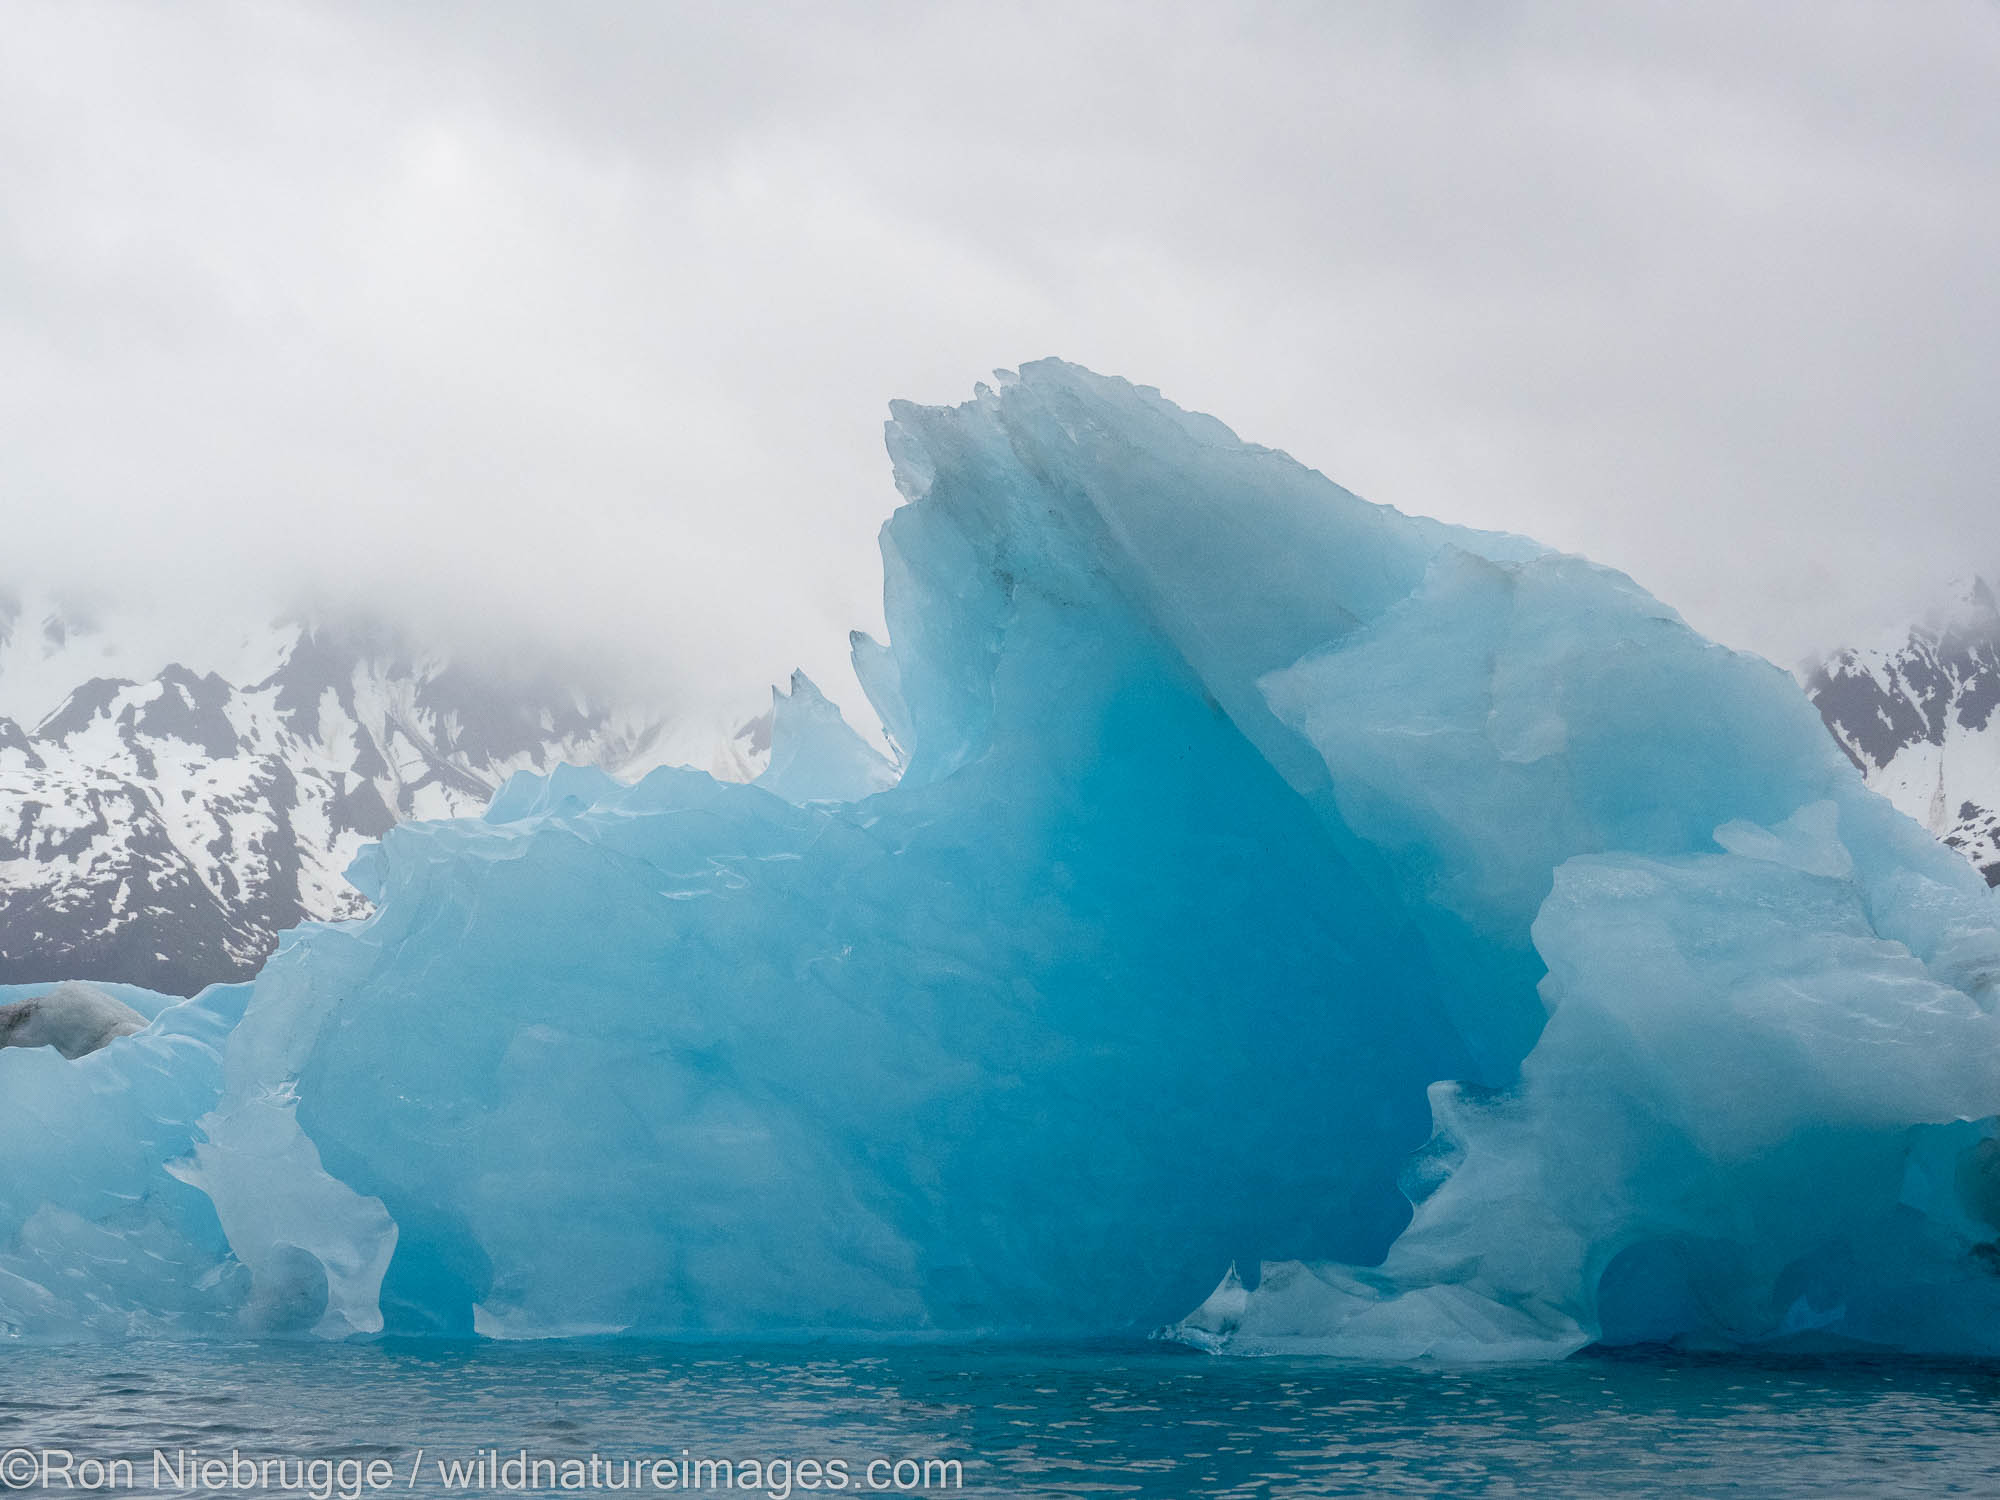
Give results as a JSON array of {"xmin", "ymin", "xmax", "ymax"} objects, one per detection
[
  {"xmin": 8, "ymin": 574, "xmax": 1998, "ymax": 996},
  {"xmin": 0, "ymin": 598, "xmax": 757, "ymax": 992},
  {"xmin": 1805, "ymin": 577, "xmax": 2000, "ymax": 886}
]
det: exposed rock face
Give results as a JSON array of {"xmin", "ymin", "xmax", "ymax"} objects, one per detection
[
  {"xmin": 12, "ymin": 560, "xmax": 1998, "ymax": 1000},
  {"xmin": 1806, "ymin": 580, "xmax": 2000, "ymax": 887},
  {"xmin": 0, "ymin": 600, "xmax": 707, "ymax": 993}
]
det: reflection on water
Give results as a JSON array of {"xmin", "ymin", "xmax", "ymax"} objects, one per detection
[{"xmin": 0, "ymin": 1340, "xmax": 1997, "ymax": 1496}]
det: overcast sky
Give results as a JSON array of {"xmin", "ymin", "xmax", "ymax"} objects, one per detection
[{"xmin": 3, "ymin": 1, "xmax": 1997, "ymax": 721}]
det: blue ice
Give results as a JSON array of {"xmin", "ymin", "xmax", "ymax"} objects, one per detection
[{"xmin": 7, "ymin": 361, "xmax": 2000, "ymax": 1356}]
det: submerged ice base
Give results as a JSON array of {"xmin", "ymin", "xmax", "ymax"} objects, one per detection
[{"xmin": 7, "ymin": 361, "xmax": 2000, "ymax": 1355}]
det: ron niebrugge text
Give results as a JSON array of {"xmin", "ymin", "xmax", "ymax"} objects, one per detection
[{"xmin": 0, "ymin": 1448, "xmax": 966, "ymax": 1495}]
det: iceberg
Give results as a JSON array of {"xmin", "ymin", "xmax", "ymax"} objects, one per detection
[
  {"xmin": 6, "ymin": 360, "xmax": 2000, "ymax": 1356},
  {"xmin": 751, "ymin": 669, "xmax": 898, "ymax": 806},
  {"xmin": 0, "ymin": 981, "xmax": 249, "ymax": 1338}
]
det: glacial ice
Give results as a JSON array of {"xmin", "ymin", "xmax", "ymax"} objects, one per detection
[
  {"xmin": 7, "ymin": 359, "xmax": 2000, "ymax": 1356},
  {"xmin": 0, "ymin": 981, "xmax": 249, "ymax": 1337},
  {"xmin": 751, "ymin": 669, "xmax": 898, "ymax": 806}
]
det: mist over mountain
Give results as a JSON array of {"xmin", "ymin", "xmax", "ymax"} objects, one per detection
[
  {"xmin": 0, "ymin": 593, "xmax": 762, "ymax": 993},
  {"xmin": 8, "ymin": 566, "xmax": 2000, "ymax": 999},
  {"xmin": 1806, "ymin": 579, "xmax": 2000, "ymax": 887}
]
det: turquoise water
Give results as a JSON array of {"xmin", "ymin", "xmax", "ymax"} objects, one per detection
[{"xmin": 1, "ymin": 1342, "xmax": 1998, "ymax": 1496}]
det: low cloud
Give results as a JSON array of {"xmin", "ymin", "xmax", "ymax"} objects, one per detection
[{"xmin": 3, "ymin": 0, "xmax": 1996, "ymax": 722}]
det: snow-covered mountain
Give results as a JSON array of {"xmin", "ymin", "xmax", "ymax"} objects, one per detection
[
  {"xmin": 1805, "ymin": 579, "xmax": 2000, "ymax": 886},
  {"xmin": 11, "ymin": 566, "xmax": 1995, "ymax": 997},
  {"xmin": 0, "ymin": 595, "xmax": 759, "ymax": 993}
]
